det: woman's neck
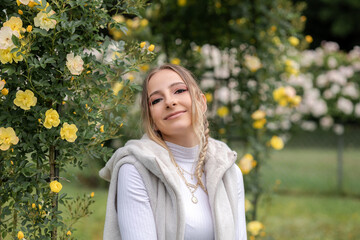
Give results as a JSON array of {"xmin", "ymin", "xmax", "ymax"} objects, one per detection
[{"xmin": 162, "ymin": 131, "xmax": 199, "ymax": 147}]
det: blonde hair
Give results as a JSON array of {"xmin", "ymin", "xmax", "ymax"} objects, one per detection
[{"xmin": 141, "ymin": 64, "xmax": 209, "ymax": 192}]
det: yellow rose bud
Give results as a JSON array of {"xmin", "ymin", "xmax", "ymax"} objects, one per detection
[
  {"xmin": 305, "ymin": 35, "xmax": 313, "ymax": 43},
  {"xmin": 270, "ymin": 136, "xmax": 284, "ymax": 150},
  {"xmin": 218, "ymin": 128, "xmax": 226, "ymax": 135},
  {"xmin": 17, "ymin": 231, "xmax": 24, "ymax": 240},
  {"xmin": 50, "ymin": 180, "xmax": 63, "ymax": 193},
  {"xmin": 38, "ymin": 204, "xmax": 42, "ymax": 210},
  {"xmin": 140, "ymin": 41, "xmax": 146, "ymax": 48},
  {"xmin": 120, "ymin": 123, "xmax": 123, "ymax": 128},
  {"xmin": 148, "ymin": 44, "xmax": 155, "ymax": 52},
  {"xmin": 100, "ymin": 125, "xmax": 104, "ymax": 133},
  {"xmin": 32, "ymin": 203, "xmax": 36, "ymax": 209},
  {"xmin": 1, "ymin": 88, "xmax": 9, "ymax": 95},
  {"xmin": 18, "ymin": 9, "xmax": 23, "ymax": 15},
  {"xmin": 11, "ymin": 160, "xmax": 14, "ymax": 165},
  {"xmin": 66, "ymin": 230, "xmax": 72, "ymax": 236},
  {"xmin": 90, "ymin": 192, "xmax": 95, "ymax": 198},
  {"xmin": 101, "ymin": 143, "xmax": 104, "ymax": 147}
]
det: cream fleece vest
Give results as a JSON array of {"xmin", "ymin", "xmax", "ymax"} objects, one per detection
[{"xmin": 99, "ymin": 135, "xmax": 240, "ymax": 240}]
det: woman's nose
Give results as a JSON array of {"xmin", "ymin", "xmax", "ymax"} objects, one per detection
[{"xmin": 165, "ymin": 96, "xmax": 177, "ymax": 108}]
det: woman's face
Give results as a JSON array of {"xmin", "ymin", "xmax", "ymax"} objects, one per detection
[{"xmin": 147, "ymin": 69, "xmax": 195, "ymax": 142}]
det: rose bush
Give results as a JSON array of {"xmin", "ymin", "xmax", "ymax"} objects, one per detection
[{"xmin": 0, "ymin": 0, "xmax": 153, "ymax": 239}]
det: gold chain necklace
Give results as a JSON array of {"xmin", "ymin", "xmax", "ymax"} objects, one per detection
[{"xmin": 174, "ymin": 165, "xmax": 200, "ymax": 204}]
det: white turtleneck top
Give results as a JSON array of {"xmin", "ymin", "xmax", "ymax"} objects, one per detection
[{"xmin": 116, "ymin": 141, "xmax": 246, "ymax": 240}]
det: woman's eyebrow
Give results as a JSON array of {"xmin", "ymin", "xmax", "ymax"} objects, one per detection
[{"xmin": 148, "ymin": 82, "xmax": 186, "ymax": 98}]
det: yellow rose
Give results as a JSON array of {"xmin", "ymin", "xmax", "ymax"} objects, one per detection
[
  {"xmin": 12, "ymin": 49, "xmax": 24, "ymax": 63},
  {"xmin": 90, "ymin": 192, "xmax": 95, "ymax": 198},
  {"xmin": 0, "ymin": 127, "xmax": 19, "ymax": 151},
  {"xmin": 178, "ymin": 0, "xmax": 186, "ymax": 6},
  {"xmin": 50, "ymin": 180, "xmax": 62, "ymax": 193},
  {"xmin": 238, "ymin": 154, "xmax": 257, "ymax": 174},
  {"xmin": 66, "ymin": 230, "xmax": 72, "ymax": 236},
  {"xmin": 44, "ymin": 109, "xmax": 60, "ymax": 129},
  {"xmin": 205, "ymin": 93, "xmax": 213, "ymax": 103},
  {"xmin": 66, "ymin": 52, "xmax": 84, "ymax": 75},
  {"xmin": 170, "ymin": 58, "xmax": 181, "ymax": 65},
  {"xmin": 148, "ymin": 44, "xmax": 155, "ymax": 52},
  {"xmin": 273, "ymin": 87, "xmax": 286, "ymax": 101},
  {"xmin": 100, "ymin": 125, "xmax": 104, "ymax": 132},
  {"xmin": 17, "ymin": 231, "xmax": 24, "ymax": 240},
  {"xmin": 18, "ymin": 10, "xmax": 24, "ymax": 15},
  {"xmin": 26, "ymin": 25, "xmax": 33, "ymax": 32},
  {"xmin": 245, "ymin": 199, "xmax": 253, "ymax": 212},
  {"xmin": 288, "ymin": 36, "xmax": 299, "ymax": 46},
  {"xmin": 140, "ymin": 64, "xmax": 150, "ymax": 72},
  {"xmin": 4, "ymin": 17, "xmax": 23, "ymax": 34},
  {"xmin": 140, "ymin": 41, "xmax": 146, "ymax": 48},
  {"xmin": 32, "ymin": 203, "xmax": 36, "ymax": 209},
  {"xmin": 247, "ymin": 221, "xmax": 264, "ymax": 236},
  {"xmin": 28, "ymin": 0, "xmax": 38, "ymax": 8},
  {"xmin": 252, "ymin": 118, "xmax": 266, "ymax": 129},
  {"xmin": 270, "ymin": 136, "xmax": 284, "ymax": 150},
  {"xmin": 13, "ymin": 89, "xmax": 37, "ymax": 110},
  {"xmin": 113, "ymin": 82, "xmax": 124, "ymax": 96},
  {"xmin": 140, "ymin": 19, "xmax": 148, "ymax": 27},
  {"xmin": 251, "ymin": 110, "xmax": 266, "ymax": 120},
  {"xmin": 217, "ymin": 106, "xmax": 229, "ymax": 118},
  {"xmin": 34, "ymin": 10, "xmax": 57, "ymax": 31},
  {"xmin": 0, "ymin": 48, "xmax": 13, "ymax": 64},
  {"xmin": 60, "ymin": 123, "xmax": 78, "ymax": 142},
  {"xmin": 244, "ymin": 55, "xmax": 262, "ymax": 72},
  {"xmin": 289, "ymin": 95, "xmax": 302, "ymax": 107}
]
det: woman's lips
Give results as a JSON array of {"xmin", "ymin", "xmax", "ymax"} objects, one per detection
[{"xmin": 165, "ymin": 111, "xmax": 186, "ymax": 120}]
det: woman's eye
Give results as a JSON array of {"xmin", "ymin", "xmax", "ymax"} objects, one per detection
[
  {"xmin": 151, "ymin": 98, "xmax": 161, "ymax": 105},
  {"xmin": 175, "ymin": 88, "xmax": 187, "ymax": 94}
]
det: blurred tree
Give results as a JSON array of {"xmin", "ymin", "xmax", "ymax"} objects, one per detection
[{"xmin": 294, "ymin": 0, "xmax": 360, "ymax": 50}]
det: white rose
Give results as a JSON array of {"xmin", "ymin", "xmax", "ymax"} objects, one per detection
[
  {"xmin": 354, "ymin": 103, "xmax": 360, "ymax": 117},
  {"xmin": 34, "ymin": 10, "xmax": 57, "ymax": 31},
  {"xmin": 0, "ymin": 26, "xmax": 18, "ymax": 50},
  {"xmin": 19, "ymin": 0, "xmax": 30, "ymax": 5},
  {"xmin": 66, "ymin": 52, "xmax": 84, "ymax": 75},
  {"xmin": 337, "ymin": 97, "xmax": 353, "ymax": 115},
  {"xmin": 320, "ymin": 116, "xmax": 334, "ymax": 129},
  {"xmin": 244, "ymin": 55, "xmax": 262, "ymax": 72}
]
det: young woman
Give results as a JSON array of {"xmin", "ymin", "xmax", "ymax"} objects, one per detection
[{"xmin": 99, "ymin": 64, "xmax": 247, "ymax": 240}]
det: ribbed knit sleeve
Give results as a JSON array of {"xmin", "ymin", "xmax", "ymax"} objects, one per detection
[
  {"xmin": 117, "ymin": 163, "xmax": 157, "ymax": 240},
  {"xmin": 236, "ymin": 165, "xmax": 247, "ymax": 240}
]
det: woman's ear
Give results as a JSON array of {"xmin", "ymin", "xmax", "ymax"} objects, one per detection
[{"xmin": 200, "ymin": 93, "xmax": 207, "ymax": 113}]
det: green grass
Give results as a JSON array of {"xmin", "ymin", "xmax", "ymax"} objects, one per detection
[{"xmin": 61, "ymin": 147, "xmax": 360, "ymax": 240}]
